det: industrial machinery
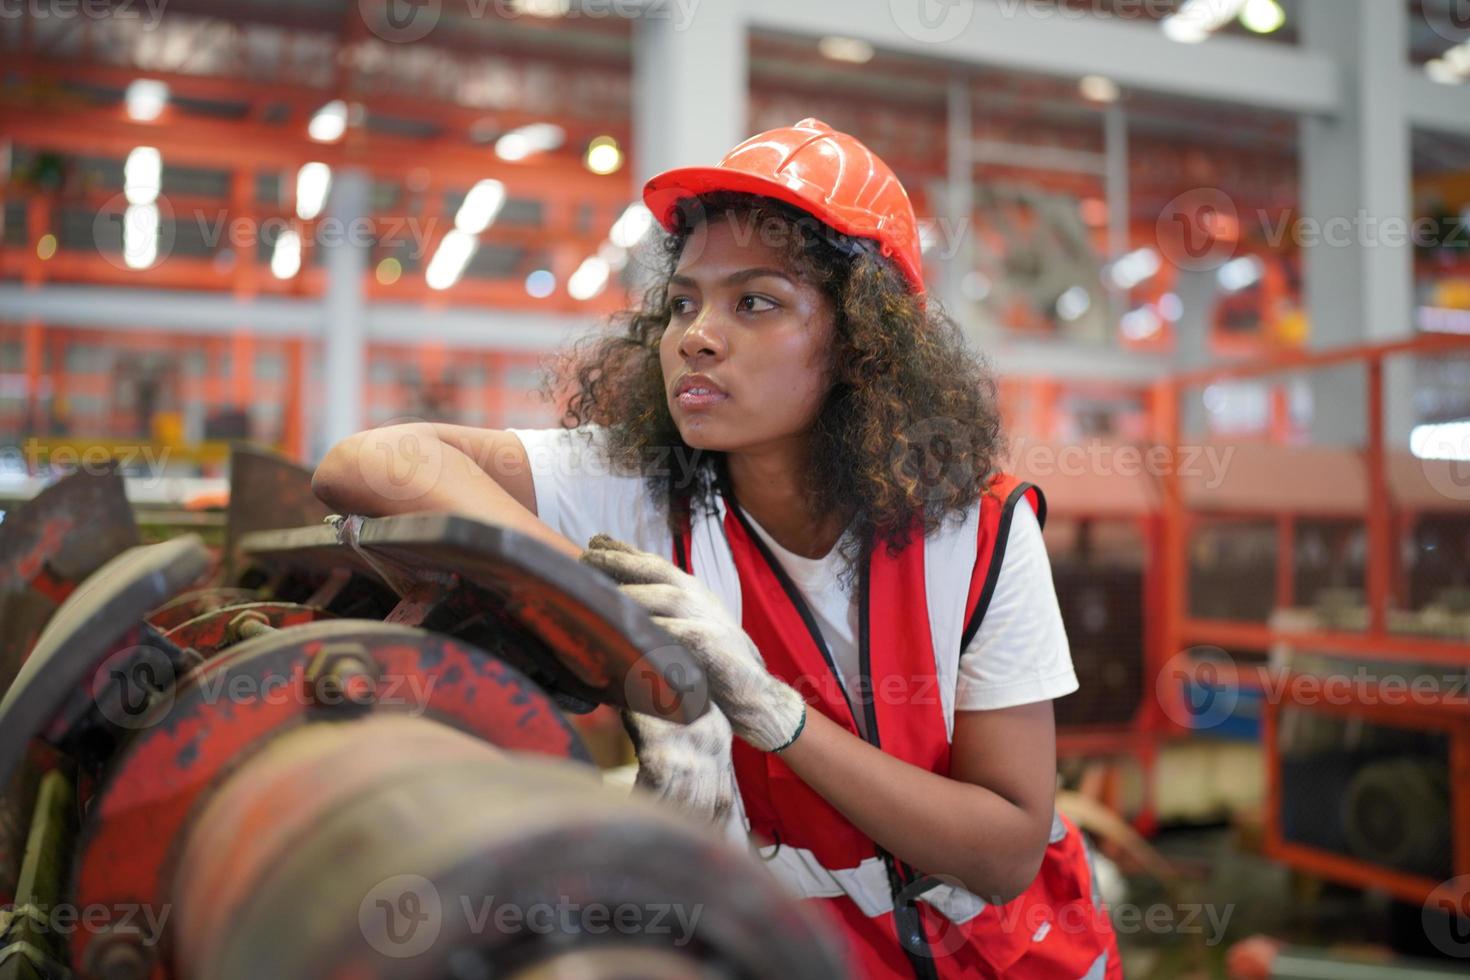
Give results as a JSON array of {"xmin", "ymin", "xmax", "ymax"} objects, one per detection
[
  {"xmin": 1156, "ymin": 335, "xmax": 1470, "ymax": 916},
  {"xmin": 0, "ymin": 453, "xmax": 848, "ymax": 980}
]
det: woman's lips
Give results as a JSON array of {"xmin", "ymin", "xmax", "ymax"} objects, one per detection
[{"xmin": 674, "ymin": 386, "xmax": 728, "ymax": 409}]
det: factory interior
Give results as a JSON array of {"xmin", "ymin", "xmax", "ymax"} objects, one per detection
[{"xmin": 2, "ymin": 1, "xmax": 1470, "ymax": 978}]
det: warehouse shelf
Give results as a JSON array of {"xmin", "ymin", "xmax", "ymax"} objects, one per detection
[{"xmin": 1156, "ymin": 331, "xmax": 1470, "ymax": 905}]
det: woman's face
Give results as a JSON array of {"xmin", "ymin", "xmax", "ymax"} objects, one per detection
[{"xmin": 659, "ymin": 217, "xmax": 837, "ymax": 453}]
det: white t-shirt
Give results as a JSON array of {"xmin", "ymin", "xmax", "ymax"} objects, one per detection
[{"xmin": 509, "ymin": 426, "xmax": 1078, "ymax": 737}]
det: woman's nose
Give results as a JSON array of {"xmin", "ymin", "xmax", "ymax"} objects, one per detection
[{"xmin": 678, "ymin": 309, "xmax": 726, "ymax": 360}]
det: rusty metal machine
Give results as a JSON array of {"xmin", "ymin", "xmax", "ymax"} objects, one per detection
[{"xmin": 0, "ymin": 451, "xmax": 847, "ymax": 980}]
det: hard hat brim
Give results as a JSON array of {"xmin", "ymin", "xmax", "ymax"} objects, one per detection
[{"xmin": 643, "ymin": 166, "xmax": 852, "ymax": 239}]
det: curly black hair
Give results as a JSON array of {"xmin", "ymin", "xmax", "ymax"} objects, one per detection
[{"xmin": 547, "ymin": 191, "xmax": 1004, "ymax": 576}]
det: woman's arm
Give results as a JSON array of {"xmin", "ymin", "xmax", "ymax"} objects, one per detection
[
  {"xmin": 311, "ymin": 422, "xmax": 580, "ymax": 558},
  {"xmin": 776, "ymin": 701, "xmax": 1056, "ymax": 902}
]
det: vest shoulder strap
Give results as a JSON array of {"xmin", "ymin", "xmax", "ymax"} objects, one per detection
[{"xmin": 959, "ymin": 475, "xmax": 1046, "ymax": 653}]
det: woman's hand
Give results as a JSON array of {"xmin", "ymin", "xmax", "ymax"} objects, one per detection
[
  {"xmin": 621, "ymin": 704, "xmax": 737, "ymax": 824},
  {"xmin": 581, "ymin": 535, "xmax": 807, "ymax": 753}
]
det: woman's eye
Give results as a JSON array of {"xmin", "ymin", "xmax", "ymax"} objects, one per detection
[
  {"xmin": 670, "ymin": 296, "xmax": 695, "ymax": 315},
  {"xmin": 737, "ymin": 294, "xmax": 777, "ymax": 313}
]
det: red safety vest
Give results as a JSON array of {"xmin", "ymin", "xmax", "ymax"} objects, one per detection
[{"xmin": 674, "ymin": 473, "xmax": 1122, "ymax": 979}]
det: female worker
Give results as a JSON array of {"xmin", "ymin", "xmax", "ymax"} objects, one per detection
[{"xmin": 313, "ymin": 118, "xmax": 1120, "ymax": 979}]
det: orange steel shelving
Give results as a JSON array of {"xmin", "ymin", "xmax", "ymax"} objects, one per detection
[{"xmin": 1154, "ymin": 331, "xmax": 1470, "ymax": 903}]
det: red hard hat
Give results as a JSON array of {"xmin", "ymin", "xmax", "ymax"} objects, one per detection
[{"xmin": 642, "ymin": 118, "xmax": 926, "ymax": 295}]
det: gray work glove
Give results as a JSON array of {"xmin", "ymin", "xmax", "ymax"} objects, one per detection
[
  {"xmin": 621, "ymin": 703, "xmax": 737, "ymax": 824},
  {"xmin": 583, "ymin": 534, "xmax": 807, "ymax": 754}
]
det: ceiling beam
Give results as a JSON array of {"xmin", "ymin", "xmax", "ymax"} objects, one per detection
[
  {"xmin": 742, "ymin": 0, "xmax": 1341, "ymax": 116},
  {"xmin": 1403, "ymin": 72, "xmax": 1470, "ymax": 136},
  {"xmin": 0, "ymin": 284, "xmax": 1176, "ymax": 380},
  {"xmin": 0, "ymin": 285, "xmax": 595, "ymax": 352}
]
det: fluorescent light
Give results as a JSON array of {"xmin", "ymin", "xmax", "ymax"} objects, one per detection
[
  {"xmin": 425, "ymin": 229, "xmax": 477, "ymax": 291},
  {"xmin": 1239, "ymin": 0, "xmax": 1285, "ymax": 34},
  {"xmin": 125, "ymin": 79, "xmax": 169, "ymax": 122},
  {"xmin": 918, "ymin": 220, "xmax": 939, "ymax": 254},
  {"xmin": 271, "ymin": 228, "xmax": 302, "ymax": 279},
  {"xmin": 608, "ymin": 203, "xmax": 653, "ymax": 248},
  {"xmin": 1162, "ymin": 0, "xmax": 1246, "ymax": 43},
  {"xmin": 1217, "ymin": 255, "xmax": 1264, "ymax": 292},
  {"xmin": 1426, "ymin": 59, "xmax": 1461, "ymax": 85},
  {"xmin": 1417, "ymin": 305, "xmax": 1470, "ymax": 334},
  {"xmin": 1079, "ymin": 75, "xmax": 1120, "ymax": 104},
  {"xmin": 567, "ymin": 255, "xmax": 610, "ymax": 300},
  {"xmin": 1447, "ymin": 43, "xmax": 1470, "ymax": 75},
  {"xmin": 1428, "ymin": 43, "xmax": 1470, "ymax": 84},
  {"xmin": 525, "ymin": 269, "xmax": 556, "ymax": 298},
  {"xmin": 1121, "ymin": 305, "xmax": 1163, "ymax": 340},
  {"xmin": 597, "ymin": 240, "xmax": 628, "ymax": 272},
  {"xmin": 295, "ymin": 162, "xmax": 332, "ymax": 221},
  {"xmin": 1055, "ymin": 286, "xmax": 1092, "ymax": 322},
  {"xmin": 584, "ymin": 136, "xmax": 622, "ymax": 176},
  {"xmin": 494, "ymin": 123, "xmax": 564, "ymax": 162},
  {"xmin": 1411, "ymin": 420, "xmax": 1470, "ymax": 462},
  {"xmin": 819, "ymin": 36, "xmax": 875, "ymax": 64},
  {"xmin": 961, "ymin": 271, "xmax": 992, "ymax": 301},
  {"xmin": 308, "ymin": 100, "xmax": 348, "ymax": 143},
  {"xmin": 454, "ymin": 179, "xmax": 506, "ymax": 235},
  {"xmin": 1107, "ymin": 248, "xmax": 1161, "ymax": 290},
  {"xmin": 512, "ymin": 0, "xmax": 569, "ymax": 16},
  {"xmin": 122, "ymin": 203, "xmax": 159, "ymax": 269},
  {"xmin": 124, "ymin": 146, "xmax": 161, "ymax": 205},
  {"xmin": 1156, "ymin": 292, "xmax": 1184, "ymax": 321}
]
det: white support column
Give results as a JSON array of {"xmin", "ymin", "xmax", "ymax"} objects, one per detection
[
  {"xmin": 320, "ymin": 168, "xmax": 371, "ymax": 456},
  {"xmin": 1299, "ymin": 0, "xmax": 1416, "ymax": 446},
  {"xmin": 944, "ymin": 75, "xmax": 978, "ymax": 339},
  {"xmin": 1173, "ymin": 269, "xmax": 1221, "ymax": 438},
  {"xmin": 1103, "ymin": 101, "xmax": 1129, "ymax": 325},
  {"xmin": 632, "ymin": 1, "xmax": 747, "ymax": 184}
]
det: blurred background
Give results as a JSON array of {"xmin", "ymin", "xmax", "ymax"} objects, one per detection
[{"xmin": 2, "ymin": 1, "xmax": 1470, "ymax": 977}]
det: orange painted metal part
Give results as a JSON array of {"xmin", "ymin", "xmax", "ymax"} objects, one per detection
[
  {"xmin": 1259, "ymin": 672, "xmax": 1470, "ymax": 905},
  {"xmin": 1159, "ymin": 332, "xmax": 1470, "ymax": 900},
  {"xmin": 68, "ymin": 624, "xmax": 587, "ymax": 976}
]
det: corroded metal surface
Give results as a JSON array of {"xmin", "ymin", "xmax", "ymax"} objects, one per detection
[
  {"xmin": 0, "ymin": 464, "xmax": 139, "ymax": 596},
  {"xmin": 0, "ymin": 465, "xmax": 141, "ymax": 702},
  {"xmin": 167, "ymin": 718, "xmax": 848, "ymax": 980},
  {"xmin": 0, "ymin": 536, "xmax": 209, "ymax": 790},
  {"xmin": 146, "ymin": 588, "xmax": 259, "ymax": 632},
  {"xmin": 239, "ymin": 514, "xmax": 707, "ymax": 723},
  {"xmin": 70, "ymin": 620, "xmax": 594, "ymax": 975},
  {"xmin": 224, "ymin": 444, "xmax": 331, "ymax": 579},
  {"xmin": 162, "ymin": 601, "xmax": 331, "ymax": 657}
]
